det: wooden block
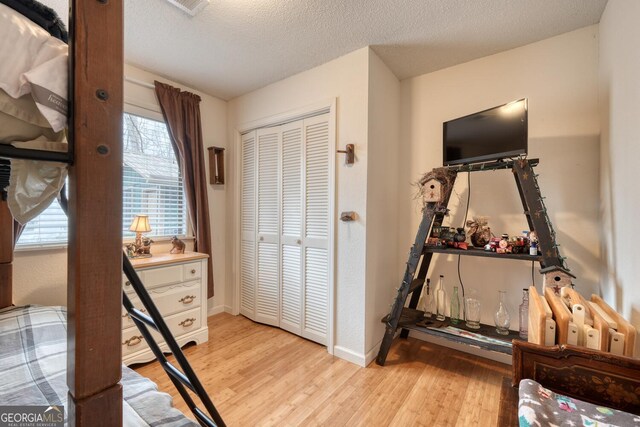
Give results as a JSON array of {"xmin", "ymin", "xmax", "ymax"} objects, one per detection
[
  {"xmin": 592, "ymin": 295, "xmax": 637, "ymax": 357},
  {"xmin": 563, "ymin": 287, "xmax": 594, "ymax": 326},
  {"xmin": 567, "ymin": 322, "xmax": 579, "ymax": 346},
  {"xmin": 528, "ymin": 286, "xmax": 546, "ymax": 345},
  {"xmin": 545, "ymin": 287, "xmax": 572, "ymax": 345},
  {"xmin": 541, "ymin": 297, "xmax": 553, "ymax": 319},
  {"xmin": 584, "ymin": 325, "xmax": 600, "ymax": 350},
  {"xmin": 589, "ymin": 301, "xmax": 618, "ymax": 329},
  {"xmin": 589, "ymin": 302, "xmax": 611, "ymax": 352},
  {"xmin": 544, "ymin": 319, "xmax": 556, "ymax": 346},
  {"xmin": 610, "ymin": 329, "xmax": 625, "ymax": 356},
  {"xmin": 573, "ymin": 304, "xmax": 586, "ymax": 346}
]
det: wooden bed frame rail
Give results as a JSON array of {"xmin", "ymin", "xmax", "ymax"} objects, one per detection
[{"xmin": 0, "ymin": 1, "xmax": 124, "ymax": 425}]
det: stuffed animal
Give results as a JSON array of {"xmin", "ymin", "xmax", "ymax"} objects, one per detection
[{"xmin": 170, "ymin": 236, "xmax": 185, "ymax": 254}]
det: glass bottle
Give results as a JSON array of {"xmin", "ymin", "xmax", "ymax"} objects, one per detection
[
  {"xmin": 519, "ymin": 288, "xmax": 529, "ymax": 339},
  {"xmin": 423, "ymin": 279, "xmax": 433, "ymax": 318},
  {"xmin": 435, "ymin": 275, "xmax": 447, "ymax": 321},
  {"xmin": 450, "ymin": 286, "xmax": 461, "ymax": 324},
  {"xmin": 494, "ymin": 290, "xmax": 511, "ymax": 335}
]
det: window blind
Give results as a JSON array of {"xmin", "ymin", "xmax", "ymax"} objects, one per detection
[{"xmin": 17, "ymin": 113, "xmax": 187, "ymax": 247}]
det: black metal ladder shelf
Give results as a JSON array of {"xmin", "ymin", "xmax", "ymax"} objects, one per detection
[{"xmin": 375, "ymin": 158, "xmax": 568, "ymax": 365}]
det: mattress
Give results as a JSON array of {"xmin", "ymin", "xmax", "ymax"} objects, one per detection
[
  {"xmin": 0, "ymin": 305, "xmax": 197, "ymax": 426},
  {"xmin": 518, "ymin": 378, "xmax": 640, "ymax": 427}
]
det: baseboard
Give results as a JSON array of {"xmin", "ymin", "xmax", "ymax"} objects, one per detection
[
  {"xmin": 408, "ymin": 330, "xmax": 512, "ymax": 365},
  {"xmin": 364, "ymin": 339, "xmax": 382, "ymax": 366},
  {"xmin": 207, "ymin": 305, "xmax": 225, "ymax": 316},
  {"xmin": 333, "ymin": 345, "xmax": 366, "ymax": 367},
  {"xmin": 224, "ymin": 305, "xmax": 234, "ymax": 314}
]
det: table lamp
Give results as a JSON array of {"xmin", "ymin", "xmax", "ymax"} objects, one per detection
[{"xmin": 129, "ymin": 215, "xmax": 152, "ymax": 258}]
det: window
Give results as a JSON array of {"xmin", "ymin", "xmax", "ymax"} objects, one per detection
[{"xmin": 17, "ymin": 112, "xmax": 188, "ymax": 247}]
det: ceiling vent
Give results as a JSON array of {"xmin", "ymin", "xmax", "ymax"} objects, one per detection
[{"xmin": 165, "ymin": 0, "xmax": 210, "ymax": 16}]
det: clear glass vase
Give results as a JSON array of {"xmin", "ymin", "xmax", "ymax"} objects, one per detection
[
  {"xmin": 494, "ymin": 290, "xmax": 511, "ymax": 335},
  {"xmin": 450, "ymin": 286, "xmax": 461, "ymax": 324},
  {"xmin": 465, "ymin": 296, "xmax": 481, "ymax": 330}
]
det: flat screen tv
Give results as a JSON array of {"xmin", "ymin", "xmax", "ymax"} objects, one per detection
[{"xmin": 443, "ymin": 98, "xmax": 528, "ymax": 166}]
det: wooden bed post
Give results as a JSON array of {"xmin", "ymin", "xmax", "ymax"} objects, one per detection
[
  {"xmin": 0, "ymin": 199, "xmax": 12, "ymax": 309},
  {"xmin": 66, "ymin": 0, "xmax": 124, "ymax": 426}
]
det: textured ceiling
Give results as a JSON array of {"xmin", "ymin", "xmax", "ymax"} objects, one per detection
[{"xmin": 41, "ymin": 0, "xmax": 607, "ymax": 100}]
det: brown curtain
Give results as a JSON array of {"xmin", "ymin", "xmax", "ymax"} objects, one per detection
[{"xmin": 154, "ymin": 81, "xmax": 214, "ymax": 297}]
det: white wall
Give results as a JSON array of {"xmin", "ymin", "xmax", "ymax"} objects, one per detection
[
  {"xmin": 398, "ymin": 26, "xmax": 601, "ymax": 336},
  {"xmin": 227, "ymin": 47, "xmax": 371, "ymax": 364},
  {"xmin": 364, "ymin": 50, "xmax": 400, "ymax": 361},
  {"xmin": 14, "ymin": 64, "xmax": 228, "ymax": 315},
  {"xmin": 599, "ymin": 0, "xmax": 640, "ymax": 345}
]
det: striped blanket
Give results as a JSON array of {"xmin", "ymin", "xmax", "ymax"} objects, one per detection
[{"xmin": 0, "ymin": 305, "xmax": 197, "ymax": 426}]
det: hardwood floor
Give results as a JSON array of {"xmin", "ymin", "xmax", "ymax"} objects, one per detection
[{"xmin": 134, "ymin": 313, "xmax": 510, "ymax": 426}]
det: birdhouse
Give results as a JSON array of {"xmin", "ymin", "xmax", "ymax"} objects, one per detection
[
  {"xmin": 423, "ymin": 178, "xmax": 443, "ymax": 203},
  {"xmin": 540, "ymin": 266, "xmax": 576, "ymax": 294}
]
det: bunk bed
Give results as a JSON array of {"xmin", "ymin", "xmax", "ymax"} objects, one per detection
[{"xmin": 0, "ymin": 1, "xmax": 223, "ymax": 425}]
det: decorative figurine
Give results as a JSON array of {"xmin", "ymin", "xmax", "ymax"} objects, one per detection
[
  {"xmin": 170, "ymin": 236, "xmax": 186, "ymax": 254},
  {"xmin": 466, "ymin": 216, "xmax": 491, "ymax": 247}
]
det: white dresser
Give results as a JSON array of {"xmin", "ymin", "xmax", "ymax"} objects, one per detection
[{"xmin": 121, "ymin": 252, "xmax": 209, "ymax": 366}]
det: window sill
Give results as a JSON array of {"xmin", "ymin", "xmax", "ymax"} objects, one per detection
[{"xmin": 15, "ymin": 235, "xmax": 194, "ymax": 254}]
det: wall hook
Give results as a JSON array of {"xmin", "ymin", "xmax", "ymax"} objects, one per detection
[{"xmin": 337, "ymin": 144, "xmax": 355, "ymax": 164}]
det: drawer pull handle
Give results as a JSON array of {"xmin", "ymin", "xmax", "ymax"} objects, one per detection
[
  {"xmin": 191, "ymin": 269, "xmax": 197, "ymax": 274},
  {"xmin": 179, "ymin": 318, "xmax": 196, "ymax": 328},
  {"xmin": 121, "ymin": 308, "xmax": 146, "ymax": 318},
  {"xmin": 125, "ymin": 281, "xmax": 131, "ymax": 287},
  {"xmin": 179, "ymin": 295, "xmax": 196, "ymax": 304},
  {"xmin": 123, "ymin": 335, "xmax": 143, "ymax": 347}
]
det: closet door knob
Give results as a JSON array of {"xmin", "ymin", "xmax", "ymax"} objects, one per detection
[
  {"xmin": 296, "ymin": 239, "xmax": 302, "ymax": 245},
  {"xmin": 259, "ymin": 236, "xmax": 264, "ymax": 241}
]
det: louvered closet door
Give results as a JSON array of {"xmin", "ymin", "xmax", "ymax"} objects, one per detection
[
  {"xmin": 279, "ymin": 121, "xmax": 303, "ymax": 335},
  {"xmin": 255, "ymin": 127, "xmax": 281, "ymax": 326},
  {"xmin": 301, "ymin": 113, "xmax": 331, "ymax": 345},
  {"xmin": 240, "ymin": 131, "xmax": 257, "ymax": 320}
]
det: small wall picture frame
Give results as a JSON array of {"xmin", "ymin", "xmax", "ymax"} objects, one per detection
[{"xmin": 208, "ymin": 146, "xmax": 225, "ymax": 185}]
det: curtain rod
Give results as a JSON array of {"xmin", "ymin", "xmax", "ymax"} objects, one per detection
[{"xmin": 124, "ymin": 76, "xmax": 155, "ymax": 90}]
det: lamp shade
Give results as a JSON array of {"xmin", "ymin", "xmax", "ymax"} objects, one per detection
[{"xmin": 129, "ymin": 215, "xmax": 151, "ymax": 233}]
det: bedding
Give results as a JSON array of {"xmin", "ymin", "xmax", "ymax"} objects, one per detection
[
  {"xmin": 0, "ymin": 305, "xmax": 197, "ymax": 427},
  {"xmin": 518, "ymin": 379, "xmax": 640, "ymax": 427},
  {"xmin": 0, "ymin": 2, "xmax": 69, "ymax": 224}
]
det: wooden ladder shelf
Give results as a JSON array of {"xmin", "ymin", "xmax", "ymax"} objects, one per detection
[{"xmin": 375, "ymin": 158, "xmax": 569, "ymax": 365}]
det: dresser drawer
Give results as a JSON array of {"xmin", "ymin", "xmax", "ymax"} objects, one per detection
[
  {"xmin": 183, "ymin": 262, "xmax": 202, "ymax": 281},
  {"xmin": 121, "ymin": 295, "xmax": 147, "ymax": 329},
  {"xmin": 165, "ymin": 307, "xmax": 202, "ymax": 338},
  {"xmin": 143, "ymin": 264, "xmax": 183, "ymax": 288},
  {"xmin": 123, "ymin": 272, "xmax": 145, "ymax": 294},
  {"xmin": 122, "ymin": 326, "xmax": 149, "ymax": 357},
  {"xmin": 148, "ymin": 282, "xmax": 201, "ymax": 317}
]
